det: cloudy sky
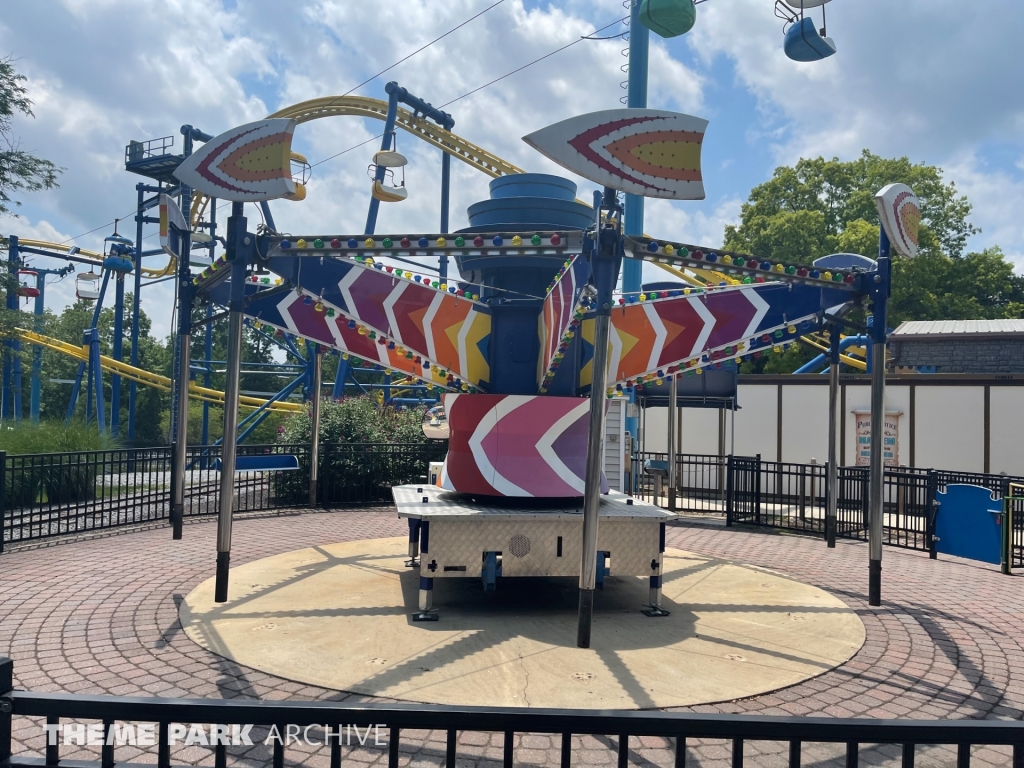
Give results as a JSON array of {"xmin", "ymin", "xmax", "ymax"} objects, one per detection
[{"xmin": 2, "ymin": 0, "xmax": 1023, "ymax": 340}]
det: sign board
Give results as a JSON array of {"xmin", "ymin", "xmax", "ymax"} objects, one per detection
[
  {"xmin": 853, "ymin": 410, "xmax": 902, "ymax": 467},
  {"xmin": 874, "ymin": 183, "xmax": 921, "ymax": 258},
  {"xmin": 523, "ymin": 109, "xmax": 708, "ymax": 200},
  {"xmin": 173, "ymin": 118, "xmax": 297, "ymax": 202},
  {"xmin": 159, "ymin": 193, "xmax": 187, "ymax": 258}
]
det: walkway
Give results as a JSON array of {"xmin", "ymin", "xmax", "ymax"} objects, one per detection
[{"xmin": 1, "ymin": 509, "xmax": 1022, "ymax": 767}]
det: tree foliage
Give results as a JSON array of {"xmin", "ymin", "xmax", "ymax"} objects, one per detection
[
  {"xmin": 0, "ymin": 56, "xmax": 62, "ymax": 216},
  {"xmin": 723, "ymin": 151, "xmax": 1024, "ymax": 374}
]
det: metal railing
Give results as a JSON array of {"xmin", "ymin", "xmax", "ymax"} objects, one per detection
[
  {"xmin": 2, "ymin": 658, "xmax": 1022, "ymax": 768},
  {"xmin": 636, "ymin": 452, "xmax": 1024, "ymax": 558},
  {"xmin": 1, "ymin": 443, "xmax": 446, "ymax": 550},
  {"xmin": 633, "ymin": 452, "xmax": 728, "ymax": 513}
]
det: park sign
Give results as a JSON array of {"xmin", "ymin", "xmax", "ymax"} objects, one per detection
[
  {"xmin": 874, "ymin": 183, "xmax": 921, "ymax": 258},
  {"xmin": 173, "ymin": 118, "xmax": 297, "ymax": 202},
  {"xmin": 159, "ymin": 194, "xmax": 188, "ymax": 259},
  {"xmin": 522, "ymin": 109, "xmax": 708, "ymax": 200}
]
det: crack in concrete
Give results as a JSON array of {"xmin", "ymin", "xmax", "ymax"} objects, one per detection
[{"xmin": 517, "ymin": 641, "xmax": 532, "ymax": 707}]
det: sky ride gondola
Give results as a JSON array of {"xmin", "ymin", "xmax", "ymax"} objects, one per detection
[{"xmin": 369, "ymin": 137, "xmax": 409, "ymax": 202}]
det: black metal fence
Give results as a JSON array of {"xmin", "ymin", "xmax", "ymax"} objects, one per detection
[
  {"xmin": 636, "ymin": 451, "xmax": 1024, "ymax": 561},
  {"xmin": 0, "ymin": 442, "xmax": 447, "ymax": 550},
  {"xmin": 3, "ymin": 658, "xmax": 1023, "ymax": 768}
]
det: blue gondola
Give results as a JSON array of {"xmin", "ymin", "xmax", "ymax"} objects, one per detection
[{"xmin": 784, "ymin": 16, "xmax": 836, "ymax": 61}]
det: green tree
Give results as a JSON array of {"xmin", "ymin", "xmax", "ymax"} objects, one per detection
[
  {"xmin": 0, "ymin": 56, "xmax": 61, "ymax": 216},
  {"xmin": 725, "ymin": 151, "xmax": 1024, "ymax": 374},
  {"xmin": 723, "ymin": 150, "xmax": 976, "ymax": 260}
]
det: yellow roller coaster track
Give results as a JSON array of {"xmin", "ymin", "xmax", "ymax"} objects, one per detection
[
  {"xmin": 23, "ymin": 96, "xmax": 731, "ymax": 292},
  {"xmin": 17, "ymin": 328, "xmax": 303, "ymax": 413},
  {"xmin": 798, "ymin": 333, "xmax": 868, "ymax": 371},
  {"xmin": 17, "ymin": 240, "xmax": 176, "ymax": 279}
]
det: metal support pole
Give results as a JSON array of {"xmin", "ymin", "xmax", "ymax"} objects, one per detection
[
  {"xmin": 308, "ymin": 345, "xmax": 323, "ymax": 508},
  {"xmin": 110, "ymin": 274, "xmax": 124, "ymax": 436},
  {"xmin": 439, "ymin": 151, "xmax": 451, "ymax": 281},
  {"xmin": 867, "ymin": 230, "xmax": 891, "ymax": 606},
  {"xmin": 66, "ymin": 270, "xmax": 110, "ymax": 425},
  {"xmin": 88, "ymin": 328, "xmax": 106, "ymax": 433},
  {"xmin": 3, "ymin": 237, "xmax": 19, "ymax": 420},
  {"xmin": 128, "ymin": 186, "xmax": 144, "ymax": 443},
  {"xmin": 30, "ymin": 271, "xmax": 45, "ymax": 422},
  {"xmin": 202, "ymin": 304, "xmax": 212, "ymax": 447},
  {"xmin": 170, "ymin": 242, "xmax": 192, "ymax": 539},
  {"xmin": 578, "ymin": 188, "xmax": 621, "ymax": 649},
  {"xmin": 826, "ymin": 328, "xmax": 840, "ymax": 548},
  {"xmin": 667, "ymin": 374, "xmax": 677, "ymax": 510},
  {"xmin": 214, "ymin": 202, "xmax": 248, "ymax": 603},
  {"xmin": 202, "ymin": 201, "xmax": 217, "ymax": 448},
  {"xmin": 364, "ymin": 91, "xmax": 399, "ymax": 235}
]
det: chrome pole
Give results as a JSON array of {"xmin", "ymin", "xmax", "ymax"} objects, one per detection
[
  {"xmin": 667, "ymin": 373, "xmax": 677, "ymax": 510},
  {"xmin": 826, "ymin": 329, "xmax": 840, "ymax": 548},
  {"xmin": 308, "ymin": 347, "xmax": 323, "ymax": 508}
]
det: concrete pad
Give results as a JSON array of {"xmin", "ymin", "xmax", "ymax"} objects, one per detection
[{"xmin": 181, "ymin": 537, "xmax": 864, "ymax": 709}]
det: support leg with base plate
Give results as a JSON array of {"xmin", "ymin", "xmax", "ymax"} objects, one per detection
[
  {"xmin": 405, "ymin": 517, "xmax": 421, "ymax": 568},
  {"xmin": 643, "ymin": 524, "xmax": 670, "ymax": 617},
  {"xmin": 411, "ymin": 520, "xmax": 438, "ymax": 621}
]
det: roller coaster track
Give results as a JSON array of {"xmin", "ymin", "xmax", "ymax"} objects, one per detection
[
  {"xmin": 17, "ymin": 240, "xmax": 176, "ymax": 279},
  {"xmin": 23, "ymin": 97, "xmax": 731, "ymax": 298},
  {"xmin": 16, "ymin": 328, "xmax": 303, "ymax": 413}
]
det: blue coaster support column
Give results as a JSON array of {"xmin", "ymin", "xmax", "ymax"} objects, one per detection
[
  {"xmin": 65, "ymin": 270, "xmax": 110, "ymax": 425},
  {"xmin": 110, "ymin": 271, "xmax": 125, "ymax": 436},
  {"xmin": 3, "ymin": 237, "xmax": 19, "ymax": 420},
  {"xmin": 128, "ymin": 185, "xmax": 145, "ymax": 443}
]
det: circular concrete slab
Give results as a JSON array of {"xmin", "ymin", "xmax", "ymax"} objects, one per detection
[{"xmin": 181, "ymin": 537, "xmax": 864, "ymax": 709}]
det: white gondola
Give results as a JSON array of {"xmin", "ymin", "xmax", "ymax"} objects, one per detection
[
  {"xmin": 368, "ymin": 136, "xmax": 409, "ymax": 203},
  {"xmin": 285, "ymin": 151, "xmax": 311, "ymax": 202},
  {"xmin": 76, "ymin": 271, "xmax": 101, "ymax": 302}
]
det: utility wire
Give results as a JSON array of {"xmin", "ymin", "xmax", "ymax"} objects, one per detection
[{"xmin": 438, "ymin": 15, "xmax": 629, "ymax": 109}]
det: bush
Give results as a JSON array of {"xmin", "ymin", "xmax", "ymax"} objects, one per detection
[
  {"xmin": 0, "ymin": 420, "xmax": 118, "ymax": 507},
  {"xmin": 275, "ymin": 397, "xmax": 439, "ymax": 504},
  {"xmin": 278, "ymin": 395, "xmax": 428, "ymax": 444}
]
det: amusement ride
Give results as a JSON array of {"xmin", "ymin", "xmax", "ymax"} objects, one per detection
[{"xmin": 3, "ymin": 0, "xmax": 917, "ymax": 644}]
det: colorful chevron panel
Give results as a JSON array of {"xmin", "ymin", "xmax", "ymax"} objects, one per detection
[
  {"xmin": 578, "ymin": 282, "xmax": 852, "ymax": 389},
  {"xmin": 537, "ymin": 255, "xmax": 591, "ymax": 386},
  {"xmin": 438, "ymin": 394, "xmax": 608, "ymax": 498},
  {"xmin": 266, "ymin": 254, "xmax": 491, "ymax": 388},
  {"xmin": 239, "ymin": 287, "xmax": 453, "ymax": 388}
]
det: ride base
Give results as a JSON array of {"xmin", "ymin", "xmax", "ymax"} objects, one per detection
[{"xmin": 392, "ymin": 485, "xmax": 675, "ymax": 620}]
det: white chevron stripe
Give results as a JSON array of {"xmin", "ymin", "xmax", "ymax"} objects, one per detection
[
  {"xmin": 536, "ymin": 399, "xmax": 590, "ymax": 495},
  {"xmin": 467, "ymin": 398, "xmax": 524, "ymax": 495},
  {"xmin": 742, "ymin": 287, "xmax": 770, "ymax": 338},
  {"xmin": 482, "ymin": 396, "xmax": 532, "ymax": 496},
  {"xmin": 608, "ymin": 319, "xmax": 624, "ymax": 381},
  {"xmin": 382, "ymin": 280, "xmax": 407, "ymax": 343},
  {"xmin": 456, "ymin": 305, "xmax": 473, "ymax": 380},
  {"xmin": 644, "ymin": 302, "xmax": 667, "ymax": 372},
  {"xmin": 338, "ymin": 266, "xmax": 361, "ymax": 322},
  {"xmin": 422, "ymin": 291, "xmax": 444, "ymax": 363},
  {"xmin": 688, "ymin": 296, "xmax": 716, "ymax": 357}
]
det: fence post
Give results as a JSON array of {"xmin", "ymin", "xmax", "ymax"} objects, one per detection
[
  {"xmin": 0, "ymin": 656, "xmax": 12, "ymax": 764},
  {"xmin": 926, "ymin": 470, "xmax": 938, "ymax": 560},
  {"xmin": 168, "ymin": 443, "xmax": 182, "ymax": 539},
  {"xmin": 725, "ymin": 454, "xmax": 734, "ymax": 526},
  {"xmin": 755, "ymin": 453, "xmax": 762, "ymax": 525},
  {"xmin": 0, "ymin": 450, "xmax": 6, "ymax": 555}
]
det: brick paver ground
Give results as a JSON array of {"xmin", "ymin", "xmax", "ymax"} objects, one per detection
[{"xmin": 1, "ymin": 508, "xmax": 1022, "ymax": 767}]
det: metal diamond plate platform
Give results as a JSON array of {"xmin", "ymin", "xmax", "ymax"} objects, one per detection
[{"xmin": 392, "ymin": 485, "xmax": 672, "ymax": 579}]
